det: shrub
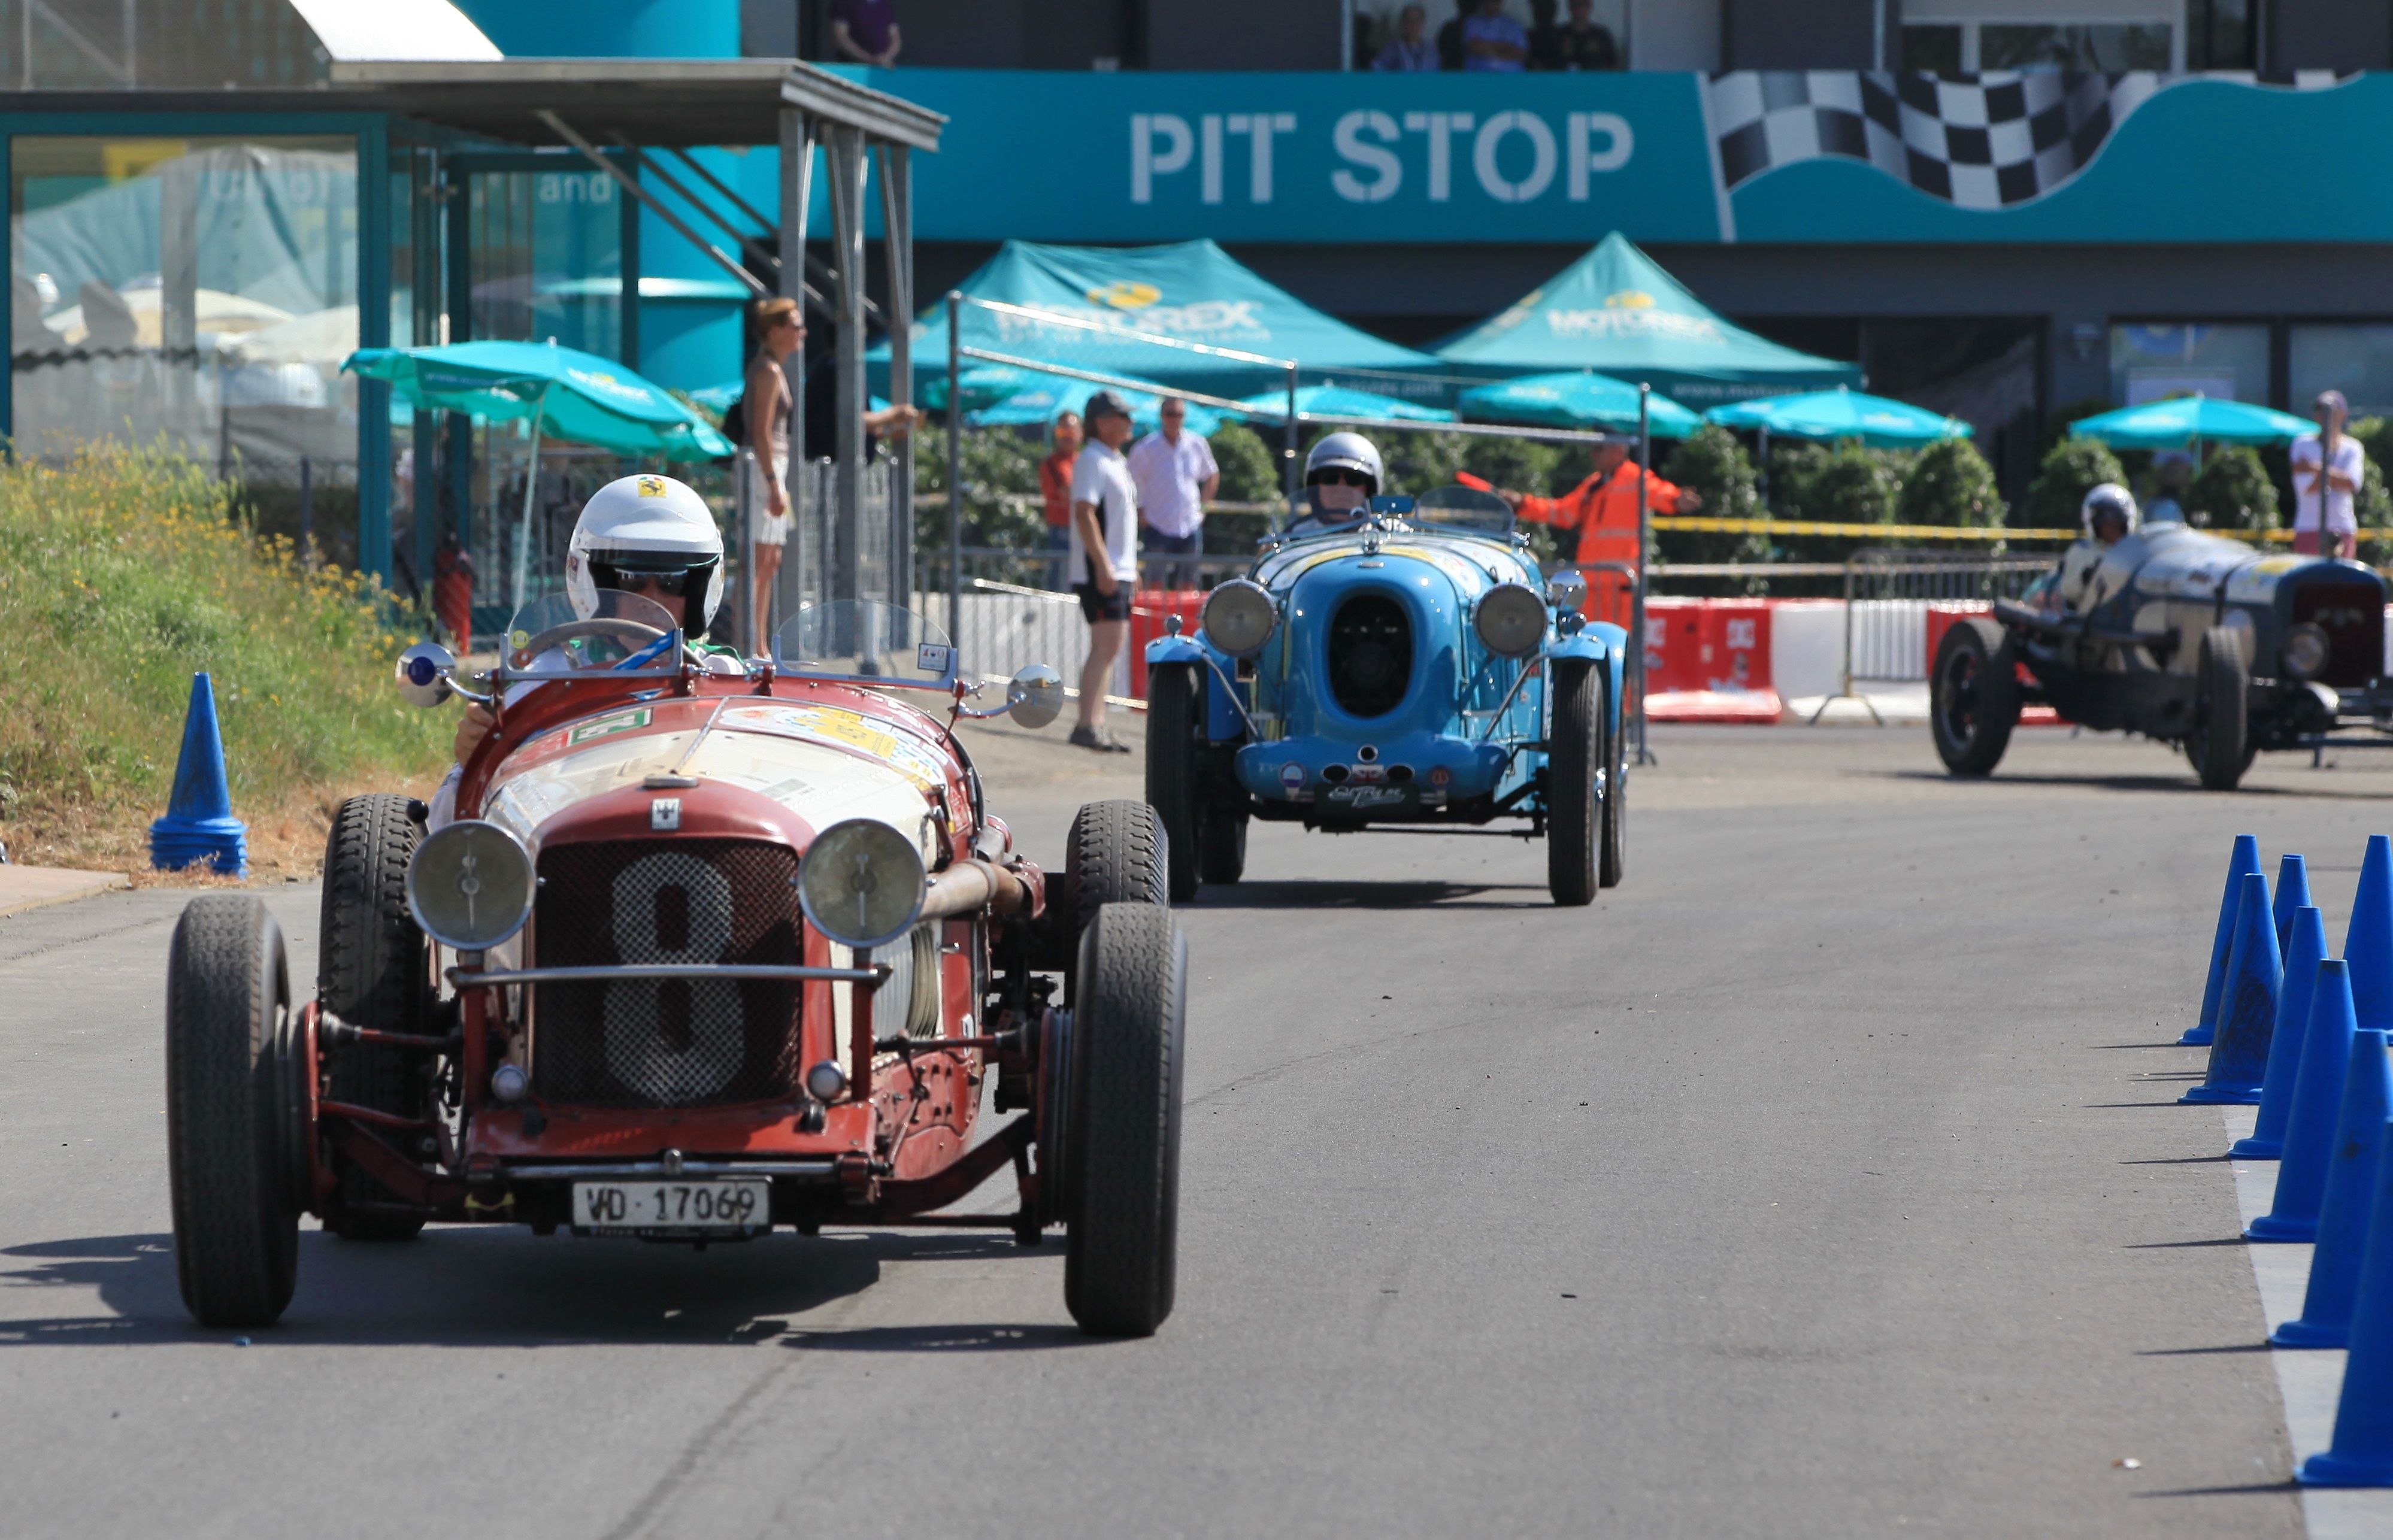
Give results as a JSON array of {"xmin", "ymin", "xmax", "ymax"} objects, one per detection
[
  {"xmin": 1797, "ymin": 442, "xmax": 1907, "ymax": 525},
  {"xmin": 1659, "ymin": 425, "xmax": 1768, "ymax": 574},
  {"xmin": 2022, "ymin": 437, "xmax": 2127, "ymax": 528},
  {"xmin": 1897, "ymin": 437, "xmax": 2007, "ymax": 528},
  {"xmin": 2186, "ymin": 445, "xmax": 2281, "ymax": 532},
  {"xmin": 1207, "ymin": 419, "xmax": 1282, "ymax": 507}
]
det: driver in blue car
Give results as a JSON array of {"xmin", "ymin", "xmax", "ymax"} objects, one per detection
[
  {"xmin": 1285, "ymin": 432, "xmax": 1385, "ymax": 535},
  {"xmin": 432, "ymin": 473, "xmax": 742, "ymax": 827}
]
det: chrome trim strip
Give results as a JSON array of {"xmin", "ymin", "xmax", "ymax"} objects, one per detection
[{"xmin": 449, "ymin": 963, "xmax": 885, "ymax": 987}]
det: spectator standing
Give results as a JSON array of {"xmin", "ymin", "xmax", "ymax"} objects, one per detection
[
  {"xmin": 1497, "ymin": 431, "xmax": 1700, "ymax": 626},
  {"xmin": 1533, "ymin": 0, "xmax": 1619, "ymax": 69},
  {"xmin": 1068, "ymin": 391, "xmax": 1140, "ymax": 753},
  {"xmin": 1126, "ymin": 397, "xmax": 1219, "ymax": 590},
  {"xmin": 2292, "ymin": 388, "xmax": 2364, "ymax": 560},
  {"xmin": 1435, "ymin": 10, "xmax": 1464, "ymax": 68},
  {"xmin": 1371, "ymin": 4, "xmax": 1438, "ymax": 70},
  {"xmin": 1461, "ymin": 0, "xmax": 1529, "ymax": 71},
  {"xmin": 832, "ymin": 0, "xmax": 900, "ymax": 65},
  {"xmin": 742, "ymin": 295, "xmax": 803, "ymax": 647},
  {"xmin": 1038, "ymin": 409, "xmax": 1083, "ymax": 590}
]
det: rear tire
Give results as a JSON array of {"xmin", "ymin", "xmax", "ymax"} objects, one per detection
[
  {"xmin": 1547, "ymin": 660, "xmax": 1601, "ymax": 907},
  {"xmin": 1931, "ymin": 617, "xmax": 2019, "ymax": 778},
  {"xmin": 1143, "ymin": 665, "xmax": 1203, "ymax": 902},
  {"xmin": 1599, "ymin": 664, "xmax": 1626, "ymax": 890},
  {"xmin": 2188, "ymin": 625, "xmax": 2252, "ymax": 791},
  {"xmin": 1198, "ymin": 810, "xmax": 1247, "ymax": 886},
  {"xmin": 317, "ymin": 794, "xmax": 431, "ymax": 1241},
  {"xmin": 167, "ymin": 895, "xmax": 301, "ymax": 1329},
  {"xmin": 1063, "ymin": 903, "xmax": 1186, "ymax": 1338}
]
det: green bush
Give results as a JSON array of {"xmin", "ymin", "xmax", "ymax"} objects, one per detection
[
  {"xmin": 1208, "ymin": 419, "xmax": 1283, "ymax": 507},
  {"xmin": 1797, "ymin": 442, "xmax": 1908, "ymax": 525},
  {"xmin": 2022, "ymin": 437, "xmax": 2127, "ymax": 528},
  {"xmin": 1897, "ymin": 438, "xmax": 2007, "ymax": 528},
  {"xmin": 911, "ymin": 420, "xmax": 1049, "ymax": 577},
  {"xmin": 0, "ymin": 445, "xmax": 451, "ymax": 872},
  {"xmin": 2186, "ymin": 445, "xmax": 2281, "ymax": 532},
  {"xmin": 1659, "ymin": 425, "xmax": 1767, "ymax": 574}
]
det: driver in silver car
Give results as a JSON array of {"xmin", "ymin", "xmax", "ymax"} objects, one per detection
[
  {"xmin": 2045, "ymin": 481, "xmax": 2138, "ymax": 617},
  {"xmin": 431, "ymin": 474, "xmax": 741, "ymax": 828},
  {"xmin": 1285, "ymin": 432, "xmax": 1386, "ymax": 535}
]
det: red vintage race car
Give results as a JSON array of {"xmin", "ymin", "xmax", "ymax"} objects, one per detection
[{"xmin": 163, "ymin": 593, "xmax": 1188, "ymax": 1336}]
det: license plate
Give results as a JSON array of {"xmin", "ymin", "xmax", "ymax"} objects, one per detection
[{"xmin": 572, "ymin": 1179, "xmax": 770, "ymax": 1235}]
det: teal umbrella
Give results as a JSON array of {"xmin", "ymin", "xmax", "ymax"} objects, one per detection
[
  {"xmin": 1233, "ymin": 383, "xmax": 1455, "ymax": 424},
  {"xmin": 1706, "ymin": 387, "xmax": 1971, "ymax": 447},
  {"xmin": 346, "ymin": 341, "xmax": 734, "ymax": 460},
  {"xmin": 1457, "ymin": 371, "xmax": 1700, "ymax": 436},
  {"xmin": 2070, "ymin": 395, "xmax": 2315, "ymax": 448},
  {"xmin": 922, "ymin": 364, "xmax": 1040, "ymax": 414},
  {"xmin": 967, "ymin": 369, "xmax": 1227, "ymax": 436}
]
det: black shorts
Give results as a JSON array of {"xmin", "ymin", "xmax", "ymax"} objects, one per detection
[{"xmin": 1074, "ymin": 582, "xmax": 1131, "ymax": 622}]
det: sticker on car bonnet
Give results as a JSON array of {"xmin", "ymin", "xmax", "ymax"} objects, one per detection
[
  {"xmin": 1279, "ymin": 762, "xmax": 1305, "ymax": 792},
  {"xmin": 567, "ymin": 707, "xmax": 653, "ymax": 745},
  {"xmin": 650, "ymin": 798, "xmax": 681, "ymax": 831}
]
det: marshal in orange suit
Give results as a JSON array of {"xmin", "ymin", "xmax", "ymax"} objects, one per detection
[{"xmin": 1500, "ymin": 432, "xmax": 1698, "ymax": 629}]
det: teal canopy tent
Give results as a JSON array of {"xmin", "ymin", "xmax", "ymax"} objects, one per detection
[
  {"xmin": 2069, "ymin": 395, "xmax": 2315, "ymax": 448},
  {"xmin": 965, "ymin": 368, "xmax": 1227, "ymax": 436},
  {"xmin": 1435, "ymin": 233, "xmax": 1860, "ymax": 407},
  {"xmin": 1458, "ymin": 370, "xmax": 1700, "ymax": 436},
  {"xmin": 1706, "ymin": 387, "xmax": 1971, "ymax": 447},
  {"xmin": 346, "ymin": 341, "xmax": 733, "ymax": 460},
  {"xmin": 1233, "ymin": 383, "xmax": 1455, "ymax": 424},
  {"xmin": 874, "ymin": 238, "xmax": 1447, "ymax": 404}
]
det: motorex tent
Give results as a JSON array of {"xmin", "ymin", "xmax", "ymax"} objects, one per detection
[
  {"xmin": 1434, "ymin": 233, "xmax": 1860, "ymax": 407},
  {"xmin": 871, "ymin": 239, "xmax": 1448, "ymax": 405}
]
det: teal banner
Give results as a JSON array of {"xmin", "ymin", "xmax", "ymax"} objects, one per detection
[{"xmin": 832, "ymin": 66, "xmax": 2390, "ymax": 247}]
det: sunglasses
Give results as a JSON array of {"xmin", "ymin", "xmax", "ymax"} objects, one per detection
[
  {"xmin": 616, "ymin": 568, "xmax": 701, "ymax": 596},
  {"xmin": 1313, "ymin": 468, "xmax": 1373, "ymax": 487}
]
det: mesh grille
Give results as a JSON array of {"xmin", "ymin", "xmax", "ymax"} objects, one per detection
[
  {"xmin": 2292, "ymin": 583, "xmax": 2382, "ymax": 690},
  {"xmin": 532, "ymin": 838, "xmax": 802, "ymax": 1108},
  {"xmin": 1328, "ymin": 593, "xmax": 1412, "ymax": 719}
]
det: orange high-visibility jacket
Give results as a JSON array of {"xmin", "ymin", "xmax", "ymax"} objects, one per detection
[{"xmin": 1516, "ymin": 463, "xmax": 1688, "ymax": 567}]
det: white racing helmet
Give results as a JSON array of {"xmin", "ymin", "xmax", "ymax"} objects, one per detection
[
  {"xmin": 565, "ymin": 473, "xmax": 726, "ymax": 638},
  {"xmin": 2081, "ymin": 481, "xmax": 2138, "ymax": 539},
  {"xmin": 1305, "ymin": 431, "xmax": 1383, "ymax": 495}
]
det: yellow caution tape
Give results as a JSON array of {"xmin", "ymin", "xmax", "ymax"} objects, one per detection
[{"xmin": 1650, "ymin": 517, "xmax": 2074, "ymax": 541}]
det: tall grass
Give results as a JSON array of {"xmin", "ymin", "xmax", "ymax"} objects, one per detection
[{"xmin": 0, "ymin": 445, "xmax": 449, "ymax": 871}]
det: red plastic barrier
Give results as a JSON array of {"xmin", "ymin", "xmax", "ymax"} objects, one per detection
[
  {"xmin": 1128, "ymin": 589, "xmax": 1205, "ymax": 698},
  {"xmin": 1644, "ymin": 598, "xmax": 1782, "ymax": 723},
  {"xmin": 1924, "ymin": 601, "xmax": 2059, "ymax": 725}
]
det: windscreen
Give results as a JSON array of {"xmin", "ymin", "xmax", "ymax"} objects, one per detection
[
  {"xmin": 1410, "ymin": 484, "xmax": 1516, "ymax": 536},
  {"xmin": 502, "ymin": 590, "xmax": 682, "ymax": 677},
  {"xmin": 774, "ymin": 601, "xmax": 957, "ymax": 690}
]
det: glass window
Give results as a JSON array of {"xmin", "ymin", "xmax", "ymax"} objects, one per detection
[
  {"xmin": 2291, "ymin": 326, "xmax": 2393, "ymax": 419},
  {"xmin": 11, "ymin": 135, "xmax": 359, "ymax": 474},
  {"xmin": 2189, "ymin": 0, "xmax": 2253, "ymax": 71},
  {"xmin": 1902, "ymin": 25, "xmax": 1964, "ymax": 74},
  {"xmin": 468, "ymin": 165, "xmax": 622, "ymax": 359},
  {"xmin": 2109, "ymin": 323, "xmax": 2271, "ymax": 408},
  {"xmin": 1981, "ymin": 23, "xmax": 2172, "ymax": 71}
]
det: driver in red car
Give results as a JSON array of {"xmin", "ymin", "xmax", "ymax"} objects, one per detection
[{"xmin": 431, "ymin": 473, "xmax": 741, "ymax": 828}]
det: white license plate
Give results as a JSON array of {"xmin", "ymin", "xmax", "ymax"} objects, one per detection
[{"xmin": 572, "ymin": 1179, "xmax": 770, "ymax": 1234}]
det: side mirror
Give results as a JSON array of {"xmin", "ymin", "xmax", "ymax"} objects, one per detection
[
  {"xmin": 1546, "ymin": 569, "xmax": 1589, "ymax": 616},
  {"xmin": 1006, "ymin": 664, "xmax": 1065, "ymax": 730},
  {"xmin": 395, "ymin": 641, "xmax": 457, "ymax": 708}
]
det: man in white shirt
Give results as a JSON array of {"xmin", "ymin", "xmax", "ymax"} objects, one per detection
[
  {"xmin": 1068, "ymin": 391, "xmax": 1140, "ymax": 753},
  {"xmin": 1126, "ymin": 396, "xmax": 1220, "ymax": 590},
  {"xmin": 2292, "ymin": 389, "xmax": 2365, "ymax": 560}
]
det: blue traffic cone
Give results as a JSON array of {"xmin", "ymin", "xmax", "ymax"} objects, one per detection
[
  {"xmin": 2233, "ymin": 905, "xmax": 2328, "ymax": 1158},
  {"xmin": 2184, "ymin": 834, "xmax": 2262, "ymax": 1047},
  {"xmin": 2275, "ymin": 854, "xmax": 2314, "ymax": 957},
  {"xmin": 2183, "ymin": 873, "xmax": 2278, "ymax": 1105},
  {"xmin": 2298, "ymin": 1112, "xmax": 2393, "ymax": 1486},
  {"xmin": 146, "ymin": 672, "xmax": 247, "ymax": 878},
  {"xmin": 2350, "ymin": 836, "xmax": 2393, "ymax": 1031},
  {"xmin": 2251, "ymin": 960, "xmax": 2362, "ymax": 1241},
  {"xmin": 2273, "ymin": 1031, "xmax": 2393, "ymax": 1348}
]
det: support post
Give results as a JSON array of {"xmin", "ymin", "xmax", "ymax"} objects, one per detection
[
  {"xmin": 826, "ymin": 125, "xmax": 869, "ymax": 607},
  {"xmin": 1284, "ymin": 361, "xmax": 1300, "ymax": 513},
  {"xmin": 780, "ymin": 106, "xmax": 813, "ymax": 623},
  {"xmin": 879, "ymin": 144, "xmax": 914, "ymax": 614},
  {"xmin": 1632, "ymin": 384, "xmax": 1654, "ymax": 766},
  {"xmin": 947, "ymin": 289, "xmax": 963, "ymax": 641}
]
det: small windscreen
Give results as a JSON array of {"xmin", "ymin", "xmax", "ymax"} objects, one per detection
[
  {"xmin": 774, "ymin": 601, "xmax": 957, "ymax": 689},
  {"xmin": 501, "ymin": 590, "xmax": 681, "ymax": 677},
  {"xmin": 1410, "ymin": 484, "xmax": 1516, "ymax": 535}
]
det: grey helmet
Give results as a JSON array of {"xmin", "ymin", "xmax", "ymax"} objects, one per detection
[
  {"xmin": 1304, "ymin": 431, "xmax": 1383, "ymax": 496},
  {"xmin": 2080, "ymin": 481, "xmax": 2138, "ymax": 539}
]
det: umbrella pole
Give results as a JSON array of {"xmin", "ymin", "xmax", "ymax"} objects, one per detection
[
  {"xmin": 1634, "ymin": 384, "xmax": 1655, "ymax": 768},
  {"xmin": 511, "ymin": 392, "xmax": 547, "ymax": 616},
  {"xmin": 1285, "ymin": 362, "xmax": 1300, "ymax": 515}
]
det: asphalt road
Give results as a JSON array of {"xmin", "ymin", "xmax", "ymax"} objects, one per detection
[{"xmin": 4, "ymin": 722, "xmax": 2387, "ymax": 1538}]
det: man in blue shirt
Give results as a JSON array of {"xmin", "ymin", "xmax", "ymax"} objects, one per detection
[
  {"xmin": 1462, "ymin": 0, "xmax": 1529, "ymax": 71},
  {"xmin": 1371, "ymin": 4, "xmax": 1437, "ymax": 71}
]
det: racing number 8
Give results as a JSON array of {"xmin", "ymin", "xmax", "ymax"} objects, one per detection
[{"xmin": 604, "ymin": 852, "xmax": 746, "ymax": 1101}]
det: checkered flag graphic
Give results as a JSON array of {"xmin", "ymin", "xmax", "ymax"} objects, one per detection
[{"xmin": 1706, "ymin": 72, "xmax": 2161, "ymax": 211}]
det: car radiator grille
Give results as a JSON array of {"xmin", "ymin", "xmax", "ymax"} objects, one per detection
[
  {"xmin": 1326, "ymin": 593, "xmax": 1412, "ymax": 719},
  {"xmin": 531, "ymin": 838, "xmax": 803, "ymax": 1108},
  {"xmin": 2292, "ymin": 582, "xmax": 2383, "ymax": 690}
]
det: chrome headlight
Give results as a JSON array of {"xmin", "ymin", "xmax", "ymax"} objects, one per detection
[
  {"xmin": 1201, "ymin": 579, "xmax": 1276, "ymax": 655},
  {"xmin": 406, "ymin": 820, "xmax": 535, "ymax": 951},
  {"xmin": 2283, "ymin": 623, "xmax": 2332, "ymax": 681},
  {"xmin": 1474, "ymin": 582, "xmax": 1547, "ymax": 657},
  {"xmin": 797, "ymin": 818, "xmax": 926, "ymax": 951}
]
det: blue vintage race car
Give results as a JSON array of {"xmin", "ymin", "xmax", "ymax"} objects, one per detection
[{"xmin": 1142, "ymin": 486, "xmax": 1628, "ymax": 906}]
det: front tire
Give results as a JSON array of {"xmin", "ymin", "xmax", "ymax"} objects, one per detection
[
  {"xmin": 1062, "ymin": 903, "xmax": 1186, "ymax": 1338},
  {"xmin": 1931, "ymin": 617, "xmax": 2019, "ymax": 777},
  {"xmin": 2188, "ymin": 625, "xmax": 2252, "ymax": 791},
  {"xmin": 317, "ymin": 794, "xmax": 432, "ymax": 1241},
  {"xmin": 1547, "ymin": 660, "xmax": 1602, "ymax": 907},
  {"xmin": 167, "ymin": 895, "xmax": 302, "ymax": 1329},
  {"xmin": 1037, "ymin": 799, "xmax": 1170, "ymax": 974},
  {"xmin": 1144, "ymin": 664, "xmax": 1204, "ymax": 901}
]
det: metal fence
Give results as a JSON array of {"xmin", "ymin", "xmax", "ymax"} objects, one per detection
[{"xmin": 1835, "ymin": 548, "xmax": 2052, "ymax": 687}]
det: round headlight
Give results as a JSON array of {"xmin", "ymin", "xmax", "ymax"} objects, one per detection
[
  {"xmin": 406, "ymin": 820, "xmax": 535, "ymax": 951},
  {"xmin": 2283, "ymin": 623, "xmax": 2332, "ymax": 681},
  {"xmin": 798, "ymin": 818, "xmax": 926, "ymax": 951},
  {"xmin": 1474, "ymin": 582, "xmax": 1547, "ymax": 657},
  {"xmin": 1201, "ymin": 579, "xmax": 1277, "ymax": 655}
]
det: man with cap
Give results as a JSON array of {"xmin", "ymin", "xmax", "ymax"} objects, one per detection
[
  {"xmin": 1068, "ymin": 390, "xmax": 1140, "ymax": 753},
  {"xmin": 1498, "ymin": 432, "xmax": 1698, "ymax": 627},
  {"xmin": 2292, "ymin": 389, "xmax": 2365, "ymax": 560}
]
